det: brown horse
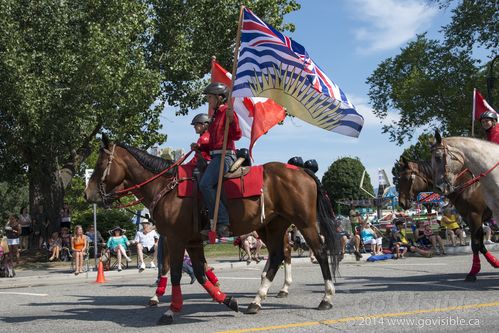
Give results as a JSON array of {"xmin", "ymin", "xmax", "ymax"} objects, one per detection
[
  {"xmin": 84, "ymin": 135, "xmax": 339, "ymax": 324},
  {"xmin": 397, "ymin": 157, "xmax": 496, "ymax": 281}
]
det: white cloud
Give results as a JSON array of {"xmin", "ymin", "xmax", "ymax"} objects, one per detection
[
  {"xmin": 348, "ymin": 93, "xmax": 400, "ymax": 127},
  {"xmin": 350, "ymin": 0, "xmax": 438, "ymax": 54}
]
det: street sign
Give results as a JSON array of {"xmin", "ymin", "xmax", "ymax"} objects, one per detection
[{"xmin": 85, "ymin": 169, "xmax": 94, "ymax": 187}]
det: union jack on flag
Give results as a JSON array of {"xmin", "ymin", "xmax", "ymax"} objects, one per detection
[{"xmin": 232, "ymin": 7, "xmax": 364, "ymax": 137}]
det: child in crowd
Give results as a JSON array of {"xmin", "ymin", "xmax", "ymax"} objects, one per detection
[{"xmin": 48, "ymin": 231, "xmax": 62, "ymax": 261}]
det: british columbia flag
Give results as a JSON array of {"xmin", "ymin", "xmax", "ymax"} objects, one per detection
[{"xmin": 232, "ymin": 7, "xmax": 364, "ymax": 137}]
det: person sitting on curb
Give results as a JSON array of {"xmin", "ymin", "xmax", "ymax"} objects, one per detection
[
  {"xmin": 240, "ymin": 231, "xmax": 263, "ymax": 265},
  {"xmin": 133, "ymin": 220, "xmax": 159, "ymax": 272},
  {"xmin": 414, "ymin": 221, "xmax": 446, "ymax": 255},
  {"xmin": 392, "ymin": 219, "xmax": 432, "ymax": 258},
  {"xmin": 106, "ymin": 226, "xmax": 131, "ymax": 271}
]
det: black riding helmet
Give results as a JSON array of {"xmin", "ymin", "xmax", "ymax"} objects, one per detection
[
  {"xmin": 287, "ymin": 156, "xmax": 304, "ymax": 168},
  {"xmin": 304, "ymin": 159, "xmax": 319, "ymax": 173},
  {"xmin": 203, "ymin": 82, "xmax": 229, "ymax": 103},
  {"xmin": 191, "ymin": 113, "xmax": 210, "ymax": 125},
  {"xmin": 480, "ymin": 110, "xmax": 498, "ymax": 122}
]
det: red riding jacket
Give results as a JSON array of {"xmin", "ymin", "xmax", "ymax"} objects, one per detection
[
  {"xmin": 185, "ymin": 131, "xmax": 211, "ymax": 167},
  {"xmin": 203, "ymin": 104, "xmax": 242, "ymax": 152},
  {"xmin": 486, "ymin": 125, "xmax": 499, "ymax": 144}
]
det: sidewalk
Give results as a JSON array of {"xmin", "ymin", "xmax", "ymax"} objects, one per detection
[{"xmin": 2, "ymin": 243, "xmax": 498, "ymax": 290}]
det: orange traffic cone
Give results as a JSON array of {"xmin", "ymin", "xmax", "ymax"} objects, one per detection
[{"xmin": 95, "ymin": 260, "xmax": 107, "ymax": 283}]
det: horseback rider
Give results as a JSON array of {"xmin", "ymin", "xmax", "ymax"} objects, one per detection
[
  {"xmin": 480, "ymin": 110, "xmax": 499, "ymax": 144},
  {"xmin": 186, "ymin": 113, "xmax": 211, "ymax": 171},
  {"xmin": 192, "ymin": 82, "xmax": 242, "ymax": 238}
]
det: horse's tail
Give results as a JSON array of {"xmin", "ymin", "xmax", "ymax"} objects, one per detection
[{"xmin": 303, "ymin": 169, "xmax": 339, "ymax": 279}]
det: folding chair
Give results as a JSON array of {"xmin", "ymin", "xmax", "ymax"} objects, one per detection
[
  {"xmin": 102, "ymin": 247, "xmax": 130, "ymax": 271},
  {"xmin": 70, "ymin": 248, "xmax": 90, "ymax": 273}
]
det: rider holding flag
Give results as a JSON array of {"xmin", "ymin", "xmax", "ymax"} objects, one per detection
[{"xmin": 192, "ymin": 82, "xmax": 242, "ymax": 238}]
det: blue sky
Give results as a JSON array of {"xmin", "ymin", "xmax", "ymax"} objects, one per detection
[{"xmin": 159, "ymin": 0, "xmax": 454, "ymax": 189}]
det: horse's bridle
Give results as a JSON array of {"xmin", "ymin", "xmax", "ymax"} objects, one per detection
[
  {"xmin": 431, "ymin": 141, "xmax": 465, "ymax": 192},
  {"xmin": 98, "ymin": 144, "xmax": 118, "ymax": 207}
]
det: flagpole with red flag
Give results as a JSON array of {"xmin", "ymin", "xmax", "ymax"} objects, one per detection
[
  {"xmin": 472, "ymin": 88, "xmax": 476, "ymax": 137},
  {"xmin": 209, "ymin": 5, "xmax": 244, "ymax": 243}
]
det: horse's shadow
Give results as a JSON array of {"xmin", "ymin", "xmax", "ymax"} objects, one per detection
[
  {"xmin": 306, "ymin": 271, "xmax": 499, "ymax": 294},
  {"xmin": 0, "ymin": 290, "xmax": 307, "ymax": 327}
]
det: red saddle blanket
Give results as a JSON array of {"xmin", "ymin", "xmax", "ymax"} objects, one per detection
[{"xmin": 177, "ymin": 165, "xmax": 264, "ymax": 199}]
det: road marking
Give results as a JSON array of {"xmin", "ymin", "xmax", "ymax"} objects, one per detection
[
  {"xmin": 215, "ymin": 301, "xmax": 499, "ymax": 333},
  {"xmin": 219, "ymin": 277, "xmax": 261, "ymax": 280},
  {"xmin": 0, "ymin": 292, "xmax": 48, "ymax": 297}
]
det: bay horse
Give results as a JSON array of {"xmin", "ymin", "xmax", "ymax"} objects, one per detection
[
  {"xmin": 84, "ymin": 135, "xmax": 339, "ymax": 324},
  {"xmin": 430, "ymin": 130, "xmax": 499, "ymax": 272},
  {"xmin": 398, "ymin": 157, "xmax": 496, "ymax": 281}
]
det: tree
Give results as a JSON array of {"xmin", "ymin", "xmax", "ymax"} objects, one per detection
[
  {"xmin": 322, "ymin": 157, "xmax": 374, "ymax": 207},
  {"xmin": 391, "ymin": 133, "xmax": 433, "ymax": 190},
  {"xmin": 0, "ymin": 1, "xmax": 299, "ymax": 230},
  {"xmin": 367, "ymin": 0, "xmax": 497, "ymax": 145}
]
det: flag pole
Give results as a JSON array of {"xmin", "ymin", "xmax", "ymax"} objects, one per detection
[
  {"xmin": 472, "ymin": 88, "xmax": 476, "ymax": 137},
  {"xmin": 210, "ymin": 5, "xmax": 244, "ymax": 242}
]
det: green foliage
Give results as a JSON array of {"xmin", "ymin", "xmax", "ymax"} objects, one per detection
[
  {"xmin": 73, "ymin": 209, "xmax": 136, "ymax": 240},
  {"xmin": 322, "ymin": 157, "xmax": 374, "ymax": 206},
  {"xmin": 392, "ymin": 133, "xmax": 433, "ymax": 189},
  {"xmin": 0, "ymin": 181, "xmax": 28, "ymax": 225},
  {"xmin": 367, "ymin": 0, "xmax": 498, "ymax": 145},
  {"xmin": 0, "ymin": 0, "xmax": 299, "ymax": 219}
]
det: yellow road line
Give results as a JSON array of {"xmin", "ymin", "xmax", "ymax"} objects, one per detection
[{"xmin": 215, "ymin": 301, "xmax": 499, "ymax": 333}]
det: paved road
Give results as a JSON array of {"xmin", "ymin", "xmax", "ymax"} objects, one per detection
[{"xmin": 1, "ymin": 252, "xmax": 498, "ymax": 333}]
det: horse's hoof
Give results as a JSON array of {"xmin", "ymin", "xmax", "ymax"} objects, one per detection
[
  {"xmin": 157, "ymin": 314, "xmax": 174, "ymax": 325},
  {"xmin": 465, "ymin": 274, "xmax": 477, "ymax": 282},
  {"xmin": 276, "ymin": 291, "xmax": 288, "ymax": 298},
  {"xmin": 148, "ymin": 300, "xmax": 159, "ymax": 307},
  {"xmin": 245, "ymin": 303, "xmax": 261, "ymax": 314},
  {"xmin": 317, "ymin": 300, "xmax": 332, "ymax": 310},
  {"xmin": 223, "ymin": 296, "xmax": 239, "ymax": 312}
]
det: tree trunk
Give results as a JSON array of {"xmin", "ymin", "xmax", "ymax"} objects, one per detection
[{"xmin": 29, "ymin": 165, "xmax": 65, "ymax": 235}]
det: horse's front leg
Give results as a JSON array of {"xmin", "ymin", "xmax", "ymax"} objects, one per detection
[{"xmin": 150, "ymin": 236, "xmax": 169, "ymax": 306}]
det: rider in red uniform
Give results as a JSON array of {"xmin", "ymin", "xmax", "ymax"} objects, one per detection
[
  {"xmin": 480, "ymin": 111, "xmax": 499, "ymax": 144},
  {"xmin": 193, "ymin": 82, "xmax": 242, "ymax": 237},
  {"xmin": 186, "ymin": 113, "xmax": 211, "ymax": 169}
]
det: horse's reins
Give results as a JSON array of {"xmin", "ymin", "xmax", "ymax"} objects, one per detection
[{"xmin": 98, "ymin": 144, "xmax": 194, "ymax": 208}]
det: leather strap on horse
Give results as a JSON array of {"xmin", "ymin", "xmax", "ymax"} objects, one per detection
[
  {"xmin": 455, "ymin": 161, "xmax": 499, "ymax": 194},
  {"xmin": 192, "ymin": 178, "xmax": 199, "ymax": 233},
  {"xmin": 149, "ymin": 177, "xmax": 195, "ymax": 214}
]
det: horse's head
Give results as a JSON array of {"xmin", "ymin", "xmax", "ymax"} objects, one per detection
[
  {"xmin": 84, "ymin": 134, "xmax": 127, "ymax": 207},
  {"xmin": 397, "ymin": 157, "xmax": 416, "ymax": 210},
  {"xmin": 431, "ymin": 129, "xmax": 464, "ymax": 195},
  {"xmin": 398, "ymin": 157, "xmax": 433, "ymax": 210}
]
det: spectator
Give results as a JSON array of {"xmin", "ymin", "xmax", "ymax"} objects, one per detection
[
  {"xmin": 106, "ymin": 226, "xmax": 131, "ymax": 271},
  {"xmin": 348, "ymin": 204, "xmax": 361, "ymax": 234},
  {"xmin": 240, "ymin": 231, "xmax": 263, "ymax": 265},
  {"xmin": 483, "ymin": 219, "xmax": 495, "ymax": 245},
  {"xmin": 18, "ymin": 207, "xmax": 32, "ymax": 251},
  {"xmin": 182, "ymin": 250, "xmax": 196, "ymax": 284},
  {"xmin": 440, "ymin": 208, "xmax": 466, "ymax": 246},
  {"xmin": 336, "ymin": 218, "xmax": 362, "ymax": 261},
  {"xmin": 134, "ymin": 221, "xmax": 159, "ymax": 272},
  {"xmin": 392, "ymin": 219, "xmax": 432, "ymax": 258},
  {"xmin": 360, "ymin": 219, "xmax": 383, "ymax": 255},
  {"xmin": 59, "ymin": 203, "xmax": 72, "ymax": 230},
  {"xmin": 32, "ymin": 204, "xmax": 47, "ymax": 249},
  {"xmin": 289, "ymin": 225, "xmax": 318, "ymax": 263},
  {"xmin": 48, "ymin": 231, "xmax": 62, "ymax": 261},
  {"xmin": 5, "ymin": 214, "xmax": 21, "ymax": 268},
  {"xmin": 414, "ymin": 221, "xmax": 446, "ymax": 255},
  {"xmin": 86, "ymin": 225, "xmax": 104, "ymax": 257},
  {"xmin": 71, "ymin": 225, "xmax": 87, "ymax": 275},
  {"xmin": 60, "ymin": 227, "xmax": 72, "ymax": 261}
]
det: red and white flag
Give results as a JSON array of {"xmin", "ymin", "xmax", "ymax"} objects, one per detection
[
  {"xmin": 474, "ymin": 88, "xmax": 496, "ymax": 120},
  {"xmin": 211, "ymin": 59, "xmax": 286, "ymax": 157}
]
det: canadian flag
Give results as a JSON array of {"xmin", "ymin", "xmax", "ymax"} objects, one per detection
[
  {"xmin": 211, "ymin": 59, "xmax": 286, "ymax": 157},
  {"xmin": 474, "ymin": 89, "xmax": 497, "ymax": 120}
]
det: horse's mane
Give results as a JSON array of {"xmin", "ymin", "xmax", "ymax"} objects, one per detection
[{"xmin": 116, "ymin": 143, "xmax": 175, "ymax": 175}]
